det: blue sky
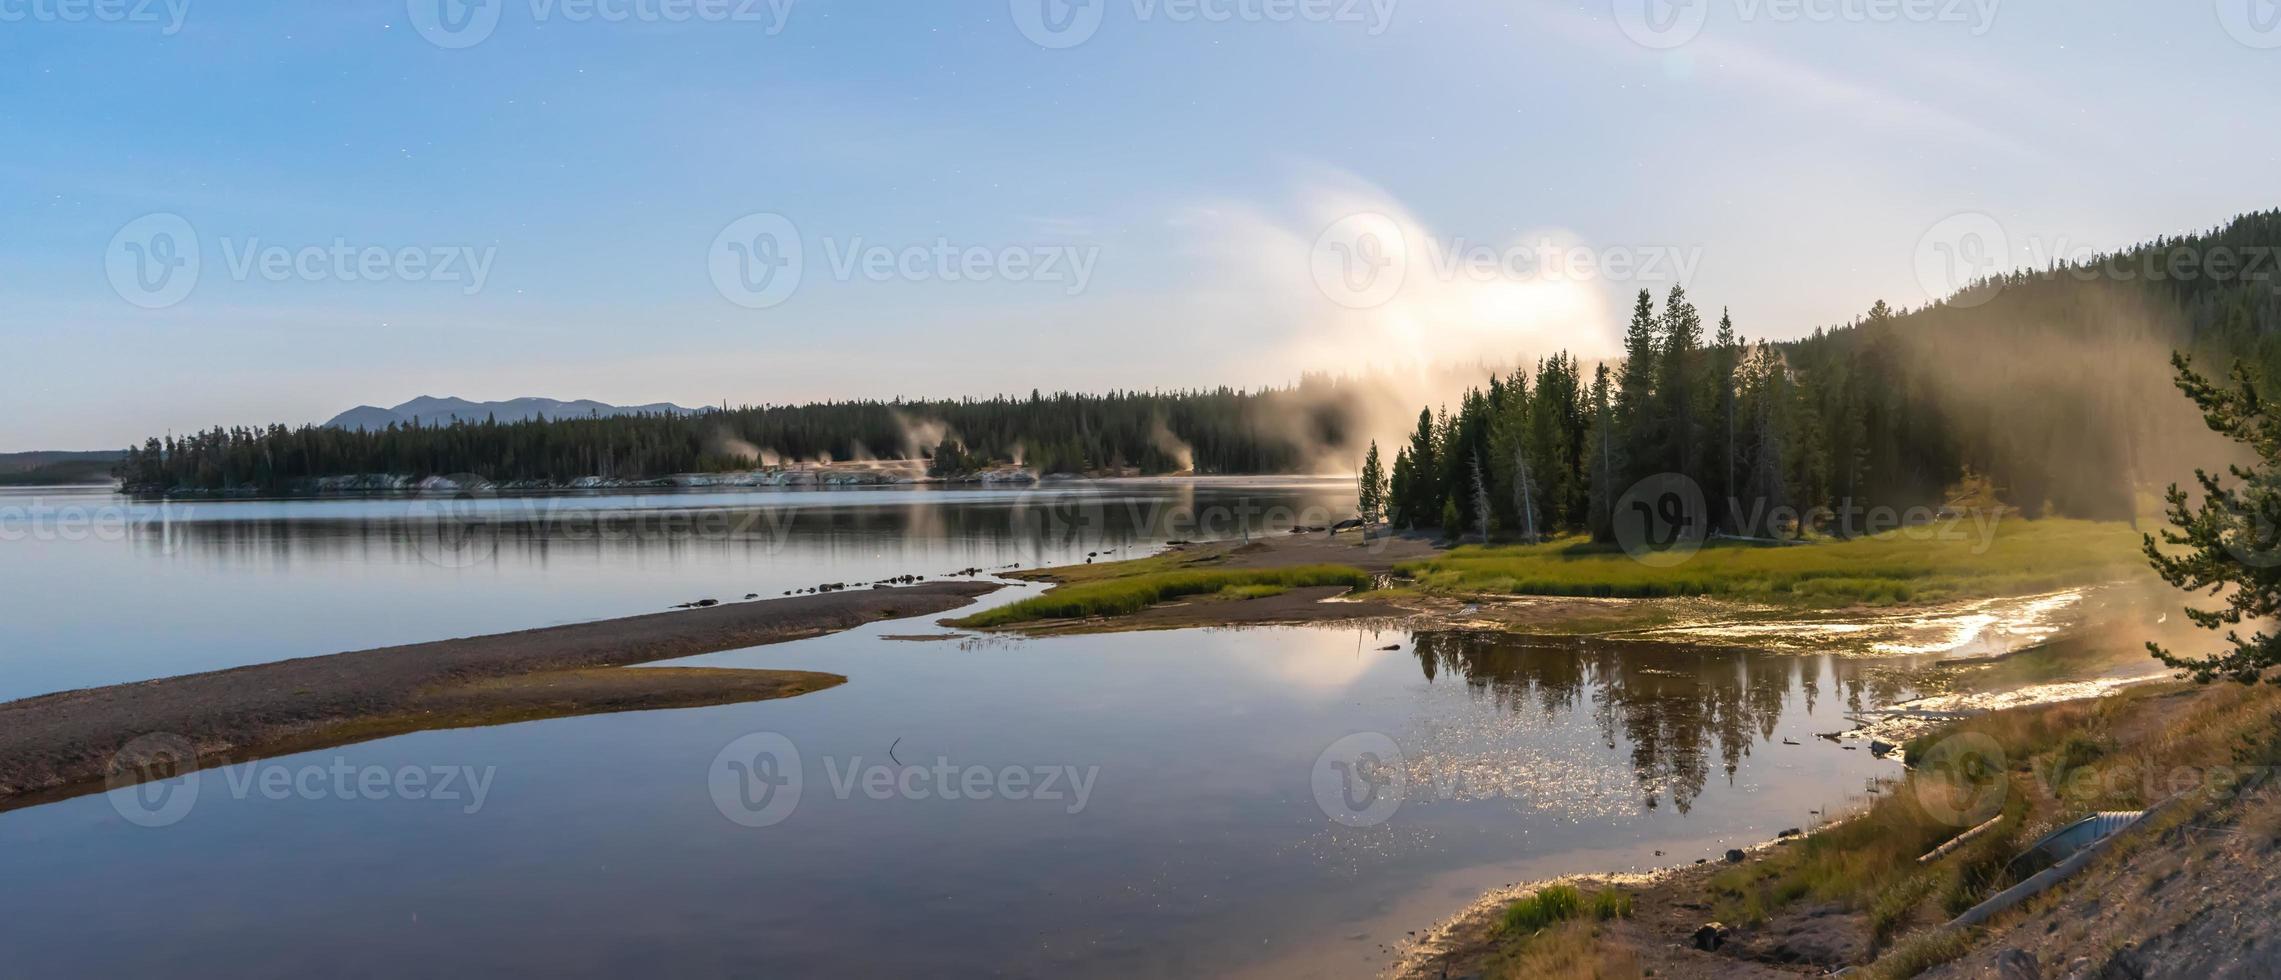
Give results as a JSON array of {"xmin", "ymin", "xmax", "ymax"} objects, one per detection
[{"xmin": 3, "ymin": 0, "xmax": 2277, "ymax": 450}]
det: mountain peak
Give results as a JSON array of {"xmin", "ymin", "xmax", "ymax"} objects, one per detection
[{"xmin": 326, "ymin": 397, "xmax": 702, "ymax": 431}]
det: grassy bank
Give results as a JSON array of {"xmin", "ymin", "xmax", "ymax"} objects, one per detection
[
  {"xmin": 1708, "ymin": 680, "xmax": 2281, "ymax": 976},
  {"xmin": 1396, "ymin": 518, "xmax": 2144, "ymax": 605},
  {"xmin": 953, "ymin": 564, "xmax": 1371, "ymax": 628},
  {"xmin": 1477, "ymin": 885, "xmax": 1639, "ymax": 979},
  {"xmin": 1416, "ymin": 679, "xmax": 2281, "ymax": 979}
]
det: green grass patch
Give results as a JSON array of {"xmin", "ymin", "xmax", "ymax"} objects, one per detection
[
  {"xmin": 1499, "ymin": 884, "xmax": 1584, "ymax": 935},
  {"xmin": 953, "ymin": 564, "xmax": 1370, "ymax": 628},
  {"xmin": 1395, "ymin": 519, "xmax": 2144, "ymax": 606}
]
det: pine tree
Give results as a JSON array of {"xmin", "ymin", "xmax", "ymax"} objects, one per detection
[
  {"xmin": 1358, "ymin": 441, "xmax": 1388, "ymax": 524},
  {"xmin": 1712, "ymin": 307, "xmax": 1741, "ymax": 531},
  {"xmin": 1397, "ymin": 408, "xmax": 1441, "ymax": 527},
  {"xmin": 1586, "ymin": 364, "xmax": 1617, "ymax": 541},
  {"xmin": 1615, "ymin": 289, "xmax": 1661, "ymax": 487},
  {"xmin": 2145, "ymin": 354, "xmax": 2281, "ymax": 684},
  {"xmin": 1655, "ymin": 284, "xmax": 1704, "ymax": 480},
  {"xmin": 1471, "ymin": 457, "xmax": 1492, "ymax": 543}
]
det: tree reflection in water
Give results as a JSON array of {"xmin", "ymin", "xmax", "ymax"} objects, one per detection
[{"xmin": 1410, "ymin": 631, "xmax": 1925, "ymax": 813}]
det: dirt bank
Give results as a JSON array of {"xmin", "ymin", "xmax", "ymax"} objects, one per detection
[{"xmin": 0, "ymin": 582, "xmax": 1001, "ymax": 812}]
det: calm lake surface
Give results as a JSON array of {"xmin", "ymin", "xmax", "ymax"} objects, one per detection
[{"xmin": 0, "ymin": 480, "xmax": 1911, "ymax": 977}]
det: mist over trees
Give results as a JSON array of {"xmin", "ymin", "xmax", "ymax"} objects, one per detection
[
  {"xmin": 116, "ymin": 378, "xmax": 1375, "ymax": 493},
  {"xmin": 117, "ymin": 210, "xmax": 2279, "ymax": 505},
  {"xmin": 1386, "ymin": 210, "xmax": 2281, "ymax": 537}
]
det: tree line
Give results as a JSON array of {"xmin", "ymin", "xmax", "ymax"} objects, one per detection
[
  {"xmin": 118, "ymin": 209, "xmax": 2281, "ymax": 505},
  {"xmin": 115, "ymin": 379, "xmax": 1369, "ymax": 493},
  {"xmin": 1377, "ymin": 209, "xmax": 2281, "ymax": 539}
]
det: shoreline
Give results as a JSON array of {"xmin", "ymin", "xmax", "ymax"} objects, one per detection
[
  {"xmin": 0, "ymin": 581, "xmax": 1001, "ymax": 813},
  {"xmin": 1385, "ymin": 677, "xmax": 2281, "ymax": 980},
  {"xmin": 974, "ymin": 532, "xmax": 2195, "ymax": 977},
  {"xmin": 105, "ymin": 469, "xmax": 1364, "ymax": 499}
]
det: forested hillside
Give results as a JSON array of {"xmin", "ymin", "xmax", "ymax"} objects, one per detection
[
  {"xmin": 0, "ymin": 451, "xmax": 125, "ymax": 486},
  {"xmin": 1377, "ymin": 210, "xmax": 2281, "ymax": 536}
]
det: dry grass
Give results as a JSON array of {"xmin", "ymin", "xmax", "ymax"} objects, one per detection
[{"xmin": 1481, "ymin": 919, "xmax": 1643, "ymax": 980}]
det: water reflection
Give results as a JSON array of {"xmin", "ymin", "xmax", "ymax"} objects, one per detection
[
  {"xmin": 1411, "ymin": 632, "xmax": 1926, "ymax": 813},
  {"xmin": 0, "ymin": 621, "xmax": 1906, "ymax": 979},
  {"xmin": 0, "ymin": 480, "xmax": 1361, "ymax": 700},
  {"xmin": 102, "ymin": 480, "xmax": 1350, "ymax": 572}
]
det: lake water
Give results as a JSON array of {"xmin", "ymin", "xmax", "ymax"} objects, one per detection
[{"xmin": 0, "ymin": 481, "xmax": 1909, "ymax": 977}]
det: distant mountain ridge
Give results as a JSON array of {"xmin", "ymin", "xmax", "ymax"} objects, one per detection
[
  {"xmin": 325, "ymin": 396, "xmax": 703, "ymax": 431},
  {"xmin": 0, "ymin": 450, "xmax": 125, "ymax": 485}
]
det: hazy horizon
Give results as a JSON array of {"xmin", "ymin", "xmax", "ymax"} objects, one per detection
[{"xmin": 7, "ymin": 2, "xmax": 2277, "ymax": 451}]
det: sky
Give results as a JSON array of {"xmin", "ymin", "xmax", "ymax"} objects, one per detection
[{"xmin": 3, "ymin": 0, "xmax": 2277, "ymax": 451}]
